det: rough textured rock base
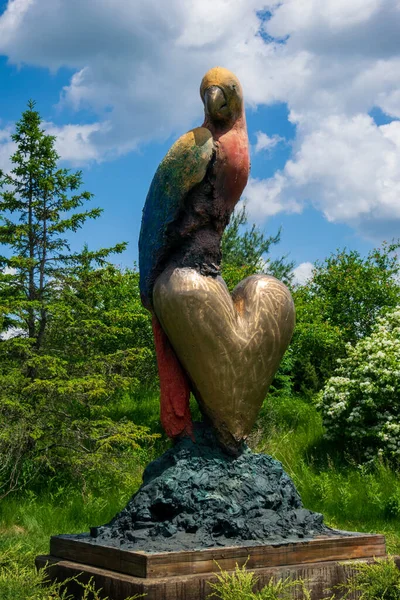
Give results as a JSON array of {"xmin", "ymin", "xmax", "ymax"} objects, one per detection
[{"xmin": 89, "ymin": 424, "xmax": 332, "ymax": 552}]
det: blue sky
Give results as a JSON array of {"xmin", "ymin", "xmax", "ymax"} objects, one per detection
[{"xmin": 1, "ymin": 0, "xmax": 399, "ymax": 283}]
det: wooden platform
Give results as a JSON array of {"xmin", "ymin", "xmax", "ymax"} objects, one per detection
[
  {"xmin": 49, "ymin": 533, "xmax": 385, "ymax": 578},
  {"xmin": 36, "ymin": 533, "xmax": 387, "ymax": 599}
]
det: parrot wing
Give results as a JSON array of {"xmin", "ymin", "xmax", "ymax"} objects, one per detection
[{"xmin": 139, "ymin": 126, "xmax": 214, "ymax": 307}]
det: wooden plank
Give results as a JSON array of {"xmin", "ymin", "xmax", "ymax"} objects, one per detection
[
  {"xmin": 50, "ymin": 536, "xmax": 147, "ymax": 578},
  {"xmin": 36, "ymin": 553, "xmax": 396, "ymax": 600},
  {"xmin": 145, "ymin": 534, "xmax": 386, "ymax": 577},
  {"xmin": 50, "ymin": 533, "xmax": 386, "ymax": 579}
]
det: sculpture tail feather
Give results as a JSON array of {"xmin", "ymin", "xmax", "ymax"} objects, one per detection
[{"xmin": 152, "ymin": 315, "xmax": 192, "ymax": 439}]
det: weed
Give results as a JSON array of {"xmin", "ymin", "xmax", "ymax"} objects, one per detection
[
  {"xmin": 208, "ymin": 562, "xmax": 310, "ymax": 600},
  {"xmin": 0, "ymin": 543, "xmax": 144, "ymax": 599},
  {"xmin": 253, "ymin": 394, "xmax": 400, "ymax": 554},
  {"xmin": 334, "ymin": 556, "xmax": 400, "ymax": 600},
  {"xmin": 74, "ymin": 576, "xmax": 144, "ymax": 599},
  {"xmin": 208, "ymin": 562, "xmax": 257, "ymax": 599}
]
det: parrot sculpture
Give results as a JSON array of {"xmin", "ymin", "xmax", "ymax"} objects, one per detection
[
  {"xmin": 139, "ymin": 67, "xmax": 250, "ymax": 441},
  {"xmin": 139, "ymin": 67, "xmax": 294, "ymax": 452}
]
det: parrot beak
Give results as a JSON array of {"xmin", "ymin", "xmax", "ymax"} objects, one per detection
[{"xmin": 204, "ymin": 85, "xmax": 227, "ymax": 118}]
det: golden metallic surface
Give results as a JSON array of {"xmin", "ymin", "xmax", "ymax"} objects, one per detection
[{"xmin": 153, "ymin": 268, "xmax": 295, "ymax": 451}]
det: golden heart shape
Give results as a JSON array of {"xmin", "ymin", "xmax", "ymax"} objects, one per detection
[{"xmin": 153, "ymin": 268, "xmax": 295, "ymax": 451}]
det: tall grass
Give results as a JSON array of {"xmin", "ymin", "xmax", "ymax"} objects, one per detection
[
  {"xmin": 253, "ymin": 394, "xmax": 400, "ymax": 553},
  {"xmin": 0, "ymin": 387, "xmax": 164, "ymax": 599},
  {"xmin": 0, "ymin": 489, "xmax": 147, "ymax": 600},
  {"xmin": 0, "ymin": 542, "xmax": 143, "ymax": 599},
  {"xmin": 2, "ymin": 387, "xmax": 400, "ymax": 598}
]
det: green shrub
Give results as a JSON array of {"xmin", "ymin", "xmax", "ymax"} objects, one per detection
[
  {"xmin": 298, "ymin": 245, "xmax": 400, "ymax": 345},
  {"xmin": 208, "ymin": 558, "xmax": 400, "ymax": 600},
  {"xmin": 208, "ymin": 562, "xmax": 256, "ymax": 599},
  {"xmin": 208, "ymin": 562, "xmax": 308, "ymax": 600},
  {"xmin": 335, "ymin": 556, "xmax": 400, "ymax": 599},
  {"xmin": 0, "ymin": 543, "xmax": 144, "ymax": 600},
  {"xmin": 289, "ymin": 313, "xmax": 345, "ymax": 395},
  {"xmin": 0, "ymin": 266, "xmax": 160, "ymax": 497},
  {"xmin": 0, "ymin": 381, "xmax": 159, "ymax": 497},
  {"xmin": 318, "ymin": 308, "xmax": 400, "ymax": 461},
  {"xmin": 290, "ymin": 244, "xmax": 400, "ymax": 394}
]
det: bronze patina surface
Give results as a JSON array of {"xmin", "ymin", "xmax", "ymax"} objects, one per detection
[
  {"xmin": 154, "ymin": 268, "xmax": 295, "ymax": 451},
  {"xmin": 36, "ymin": 69, "xmax": 387, "ymax": 578},
  {"xmin": 138, "ymin": 67, "xmax": 252, "ymax": 440}
]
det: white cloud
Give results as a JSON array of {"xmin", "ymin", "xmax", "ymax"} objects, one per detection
[
  {"xmin": 3, "ymin": 266, "xmax": 16, "ymax": 275},
  {"xmin": 0, "ymin": 127, "xmax": 16, "ymax": 173},
  {"xmin": 255, "ymin": 0, "xmax": 400, "ymax": 240},
  {"xmin": 292, "ymin": 261, "xmax": 314, "ymax": 285},
  {"xmin": 1, "ymin": 0, "xmax": 400, "ymax": 238},
  {"xmin": 251, "ymin": 114, "xmax": 400, "ymax": 239},
  {"xmin": 244, "ymin": 176, "xmax": 302, "ymax": 219},
  {"xmin": 45, "ymin": 122, "xmax": 111, "ymax": 165},
  {"xmin": 0, "ymin": 327, "xmax": 25, "ymax": 340},
  {"xmin": 0, "ymin": 0, "xmax": 272, "ymax": 154},
  {"xmin": 0, "ymin": 121, "xmax": 109, "ymax": 169},
  {"xmin": 254, "ymin": 132, "xmax": 284, "ymax": 154}
]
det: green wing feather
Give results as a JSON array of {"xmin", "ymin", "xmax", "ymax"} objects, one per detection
[{"xmin": 139, "ymin": 127, "xmax": 214, "ymax": 306}]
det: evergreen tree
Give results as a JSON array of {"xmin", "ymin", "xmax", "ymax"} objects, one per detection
[
  {"xmin": 221, "ymin": 205, "xmax": 294, "ymax": 290},
  {"xmin": 0, "ymin": 102, "xmax": 155, "ymax": 497},
  {"xmin": 0, "ymin": 100, "xmax": 125, "ymax": 354}
]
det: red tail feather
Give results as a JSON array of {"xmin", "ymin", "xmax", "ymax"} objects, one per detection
[{"xmin": 152, "ymin": 316, "xmax": 192, "ymax": 439}]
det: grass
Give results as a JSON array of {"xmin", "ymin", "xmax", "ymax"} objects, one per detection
[
  {"xmin": 252, "ymin": 393, "xmax": 400, "ymax": 554},
  {"xmin": 334, "ymin": 555, "xmax": 400, "ymax": 599},
  {"xmin": 2, "ymin": 388, "xmax": 400, "ymax": 598},
  {"xmin": 0, "ymin": 490, "xmax": 145, "ymax": 599},
  {"xmin": 0, "ymin": 387, "xmax": 164, "ymax": 600},
  {"xmin": 0, "ymin": 541, "xmax": 145, "ymax": 599},
  {"xmin": 208, "ymin": 562, "xmax": 309, "ymax": 600},
  {"xmin": 208, "ymin": 556, "xmax": 400, "ymax": 600}
]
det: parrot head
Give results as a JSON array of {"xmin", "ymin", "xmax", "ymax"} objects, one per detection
[{"xmin": 200, "ymin": 67, "xmax": 244, "ymax": 128}]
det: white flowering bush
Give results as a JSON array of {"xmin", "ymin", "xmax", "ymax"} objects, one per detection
[{"xmin": 318, "ymin": 308, "xmax": 400, "ymax": 461}]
